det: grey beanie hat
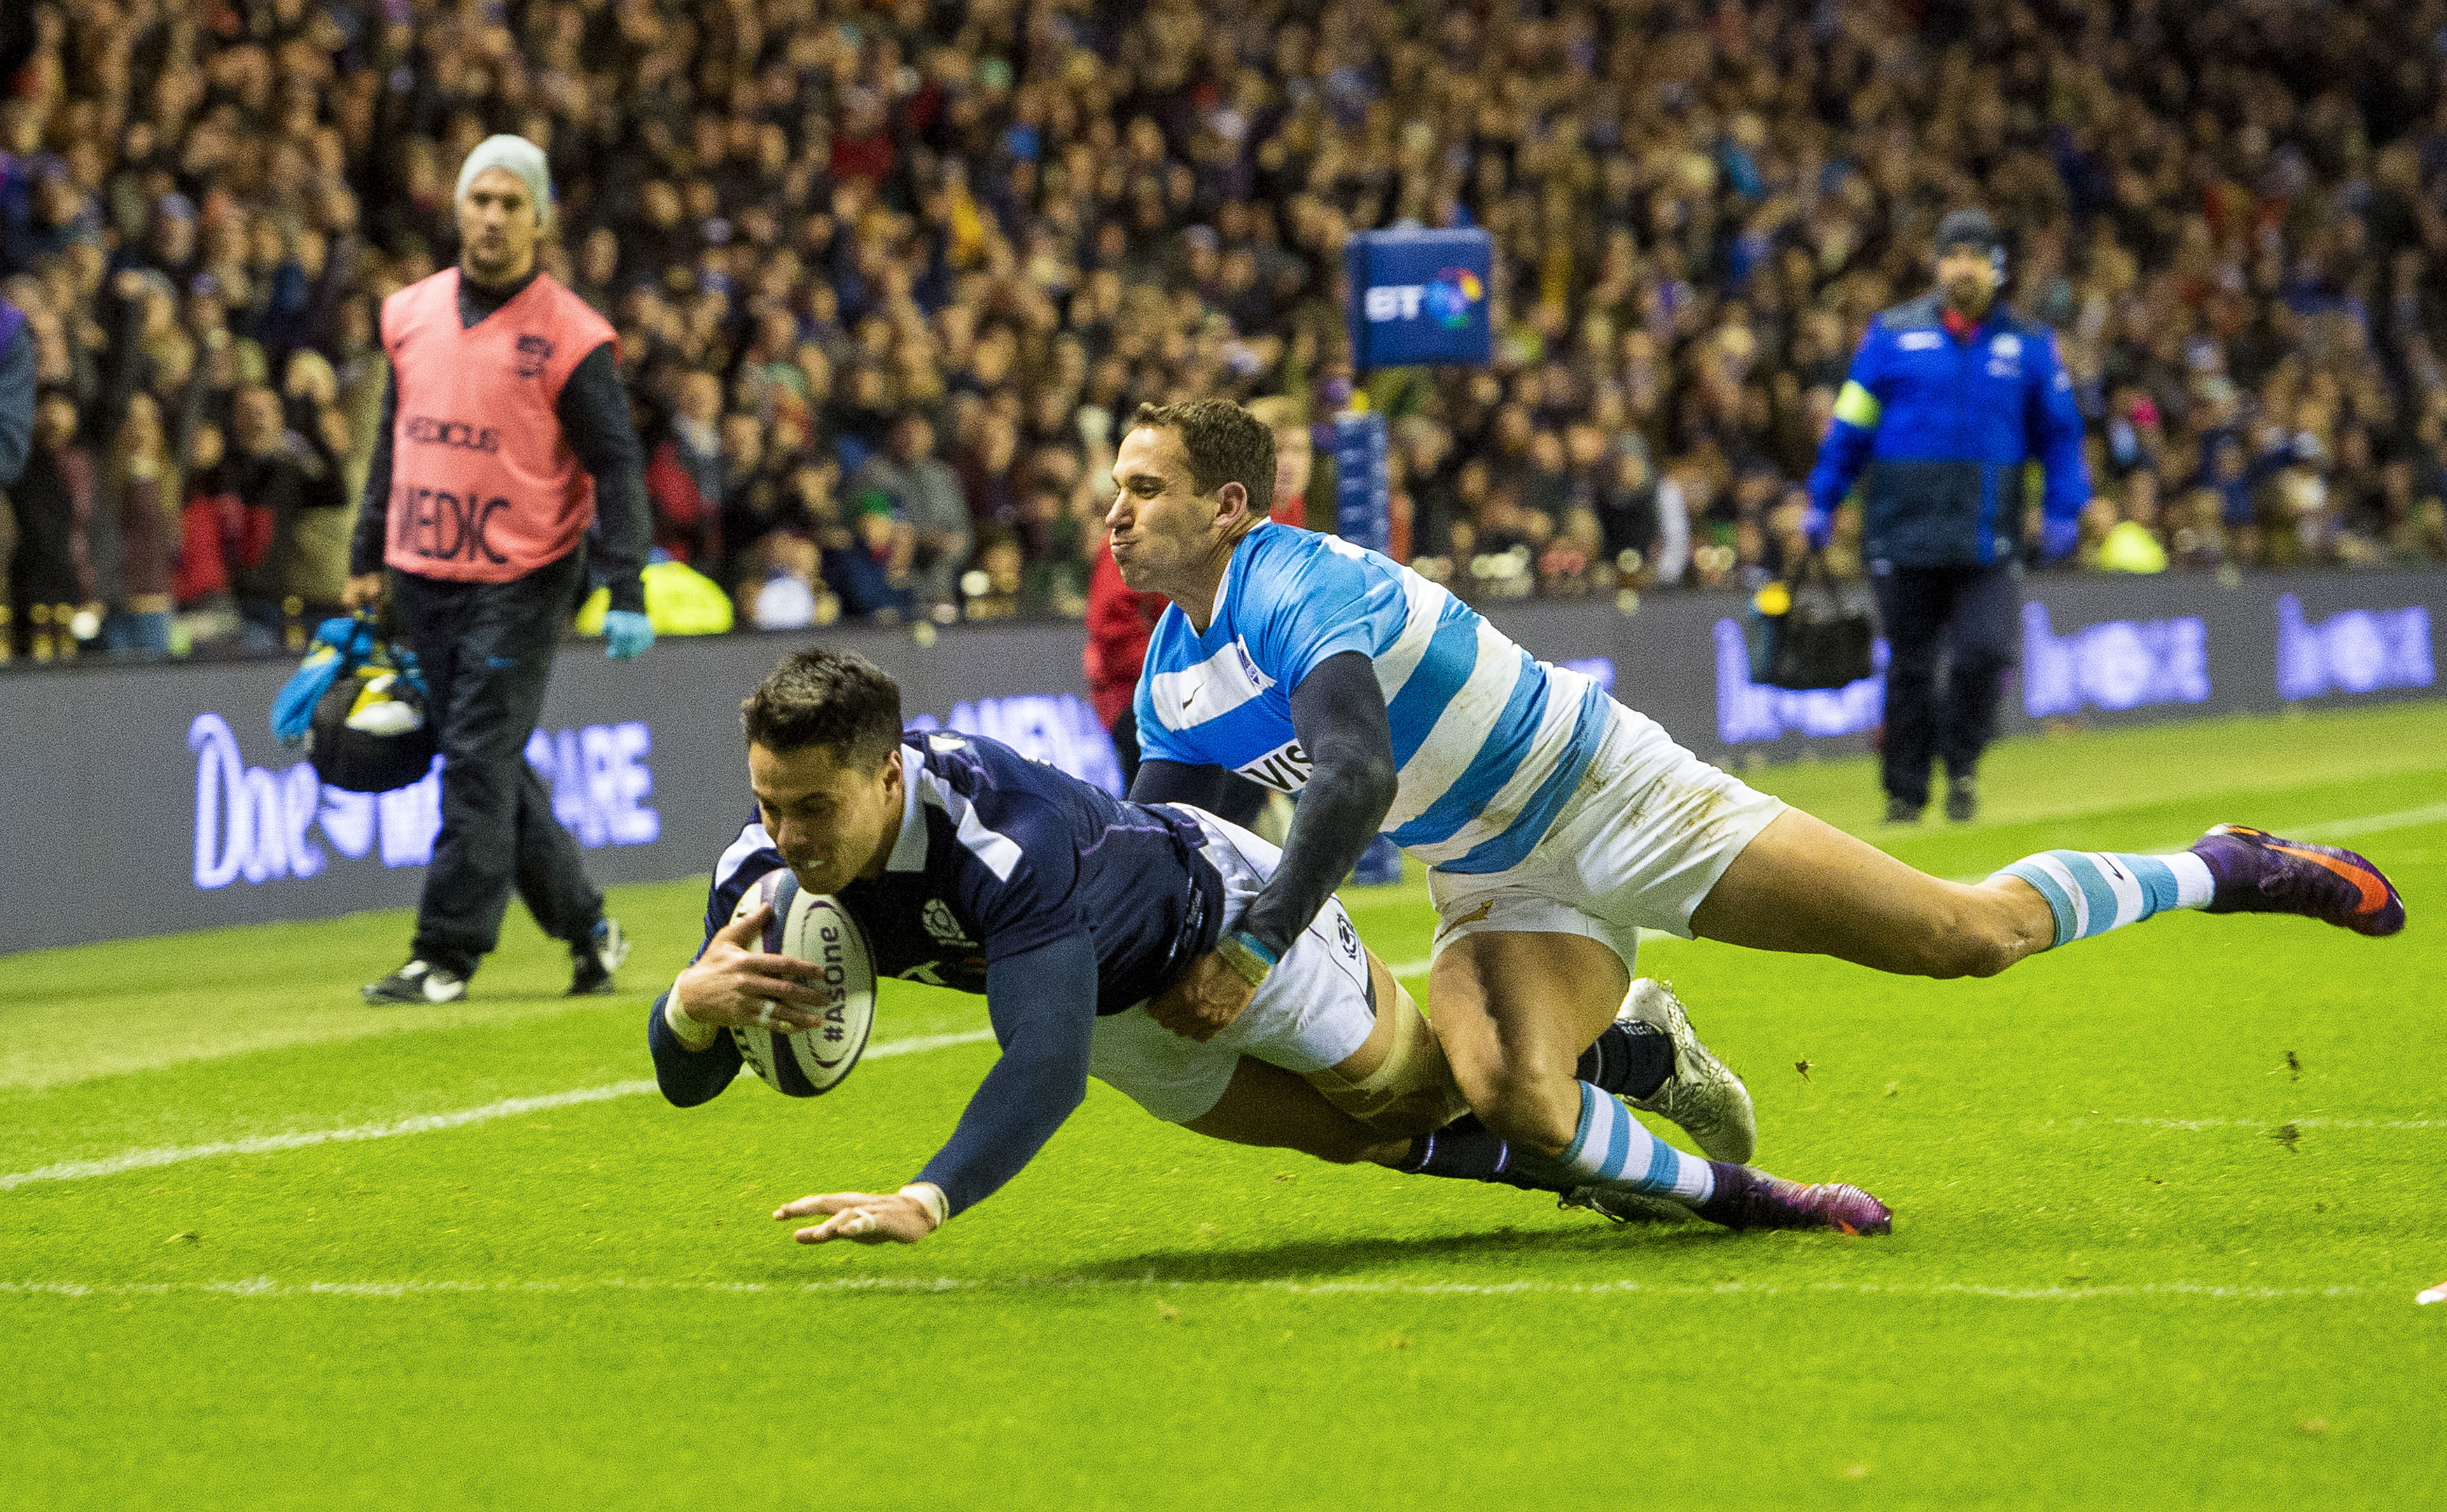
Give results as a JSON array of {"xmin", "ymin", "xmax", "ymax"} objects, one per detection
[{"xmin": 455, "ymin": 134, "xmax": 552, "ymax": 226}]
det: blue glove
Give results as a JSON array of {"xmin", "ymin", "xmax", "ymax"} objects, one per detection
[
  {"xmin": 271, "ymin": 646, "xmax": 344, "ymax": 746},
  {"xmin": 1802, "ymin": 505, "xmax": 1834, "ymax": 551},
  {"xmin": 270, "ymin": 619, "xmax": 377, "ymax": 746},
  {"xmin": 2040, "ymin": 515, "xmax": 2081, "ymax": 562},
  {"xmin": 604, "ymin": 609, "xmax": 655, "ymax": 660}
]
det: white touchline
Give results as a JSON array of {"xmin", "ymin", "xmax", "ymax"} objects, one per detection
[
  {"xmin": 2283, "ymin": 800, "xmax": 2447, "ymax": 841},
  {"xmin": 0, "ymin": 1029, "xmax": 995, "ymax": 1194},
  {"xmin": 2114, "ymin": 1116, "xmax": 2446, "ymax": 1132},
  {"xmin": 0, "ymin": 1276, "xmax": 2369, "ymax": 1303}
]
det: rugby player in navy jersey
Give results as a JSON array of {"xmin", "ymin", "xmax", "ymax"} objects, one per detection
[
  {"xmin": 648, "ymin": 648, "xmax": 1894, "ymax": 1244},
  {"xmin": 1106, "ymin": 400, "xmax": 2403, "ymax": 1222}
]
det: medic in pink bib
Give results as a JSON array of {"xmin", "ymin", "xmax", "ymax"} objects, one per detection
[{"xmin": 345, "ymin": 134, "xmax": 655, "ymax": 1008}]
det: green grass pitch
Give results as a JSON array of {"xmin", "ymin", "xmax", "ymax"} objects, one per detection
[{"xmin": 6, "ymin": 702, "xmax": 2445, "ymax": 1509}]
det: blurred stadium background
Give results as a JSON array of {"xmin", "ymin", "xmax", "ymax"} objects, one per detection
[{"xmin": 1, "ymin": 0, "xmax": 2442, "ymax": 1506}]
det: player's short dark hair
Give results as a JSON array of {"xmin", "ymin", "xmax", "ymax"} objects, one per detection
[
  {"xmin": 742, "ymin": 648, "xmax": 902, "ymax": 766},
  {"xmin": 1130, "ymin": 400, "xmax": 1275, "ymax": 519}
]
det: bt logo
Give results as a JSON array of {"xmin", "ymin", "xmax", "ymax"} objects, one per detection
[{"xmin": 1362, "ymin": 267, "xmax": 1484, "ymax": 329}]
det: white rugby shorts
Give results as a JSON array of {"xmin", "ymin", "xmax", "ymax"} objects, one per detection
[
  {"xmin": 1087, "ymin": 806, "xmax": 1376, "ymax": 1124},
  {"xmin": 1426, "ymin": 699, "xmax": 1785, "ymax": 976}
]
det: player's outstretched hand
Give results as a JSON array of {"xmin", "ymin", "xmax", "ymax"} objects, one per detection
[
  {"xmin": 774, "ymin": 1191, "xmax": 935, "ymax": 1245},
  {"xmin": 1145, "ymin": 949, "xmax": 1256, "ymax": 1043},
  {"xmin": 671, "ymin": 904, "xmax": 832, "ymax": 1032}
]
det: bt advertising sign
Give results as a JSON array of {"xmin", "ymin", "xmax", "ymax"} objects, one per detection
[
  {"xmin": 1344, "ymin": 227, "xmax": 1494, "ymax": 372},
  {"xmin": 2021, "ymin": 603, "xmax": 2209, "ymax": 718},
  {"xmin": 2274, "ymin": 594, "xmax": 2434, "ymax": 701},
  {"xmin": 907, "ymin": 692, "xmax": 1124, "ymax": 794},
  {"xmin": 187, "ymin": 712, "xmax": 660, "ymax": 890}
]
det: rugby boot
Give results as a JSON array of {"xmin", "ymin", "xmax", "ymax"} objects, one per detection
[
  {"xmin": 2191, "ymin": 825, "xmax": 2404, "ymax": 937},
  {"xmin": 569, "ymin": 917, "xmax": 631, "ymax": 995},
  {"xmin": 1560, "ymin": 1186, "xmax": 1695, "ymax": 1225},
  {"xmin": 1564, "ymin": 1165, "xmax": 1892, "ymax": 1236},
  {"xmin": 363, "ymin": 959, "xmax": 467, "ymax": 1005},
  {"xmin": 1689, "ymin": 1163, "xmax": 1893, "ymax": 1236},
  {"xmin": 1945, "ymin": 774, "xmax": 1978, "ymax": 823},
  {"xmin": 1620, "ymin": 979, "xmax": 1757, "ymax": 1163},
  {"xmin": 1885, "ymin": 794, "xmax": 1924, "ymax": 825}
]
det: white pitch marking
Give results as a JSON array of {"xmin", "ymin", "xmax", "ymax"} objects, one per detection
[
  {"xmin": 0, "ymin": 1275, "xmax": 2369, "ymax": 1304},
  {"xmin": 2282, "ymin": 802, "xmax": 2447, "ymax": 841},
  {"xmin": 2113, "ymin": 1116, "xmax": 2446, "ymax": 1132},
  {"xmin": 0, "ymin": 1029, "xmax": 995, "ymax": 1193}
]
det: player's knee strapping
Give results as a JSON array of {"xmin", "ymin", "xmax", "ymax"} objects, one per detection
[
  {"xmin": 1994, "ymin": 849, "xmax": 2213, "ymax": 948},
  {"xmin": 1525, "ymin": 1082, "xmax": 1715, "ymax": 1202},
  {"xmin": 1303, "ymin": 976, "xmax": 1473, "ymax": 1137}
]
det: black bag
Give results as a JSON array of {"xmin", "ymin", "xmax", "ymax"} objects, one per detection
[
  {"xmin": 1745, "ymin": 554, "xmax": 1879, "ymax": 691},
  {"xmin": 309, "ymin": 664, "xmax": 438, "ymax": 792},
  {"xmin": 303, "ymin": 612, "xmax": 440, "ymax": 795}
]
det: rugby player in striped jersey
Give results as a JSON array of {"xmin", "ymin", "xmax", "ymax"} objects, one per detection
[{"xmin": 1108, "ymin": 402, "xmax": 2402, "ymax": 1222}]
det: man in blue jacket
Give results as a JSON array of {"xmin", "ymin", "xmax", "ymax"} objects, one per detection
[{"xmin": 1805, "ymin": 209, "xmax": 2091, "ymax": 822}]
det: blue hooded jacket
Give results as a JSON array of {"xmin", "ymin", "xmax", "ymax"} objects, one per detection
[{"xmin": 1806, "ymin": 293, "xmax": 2090, "ymax": 567}]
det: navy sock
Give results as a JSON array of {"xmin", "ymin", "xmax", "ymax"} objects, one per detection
[
  {"xmin": 1575, "ymin": 1020, "xmax": 1675, "ymax": 1100},
  {"xmin": 1399, "ymin": 1115, "xmax": 1559, "ymax": 1194}
]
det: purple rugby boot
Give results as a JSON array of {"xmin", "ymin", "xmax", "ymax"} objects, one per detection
[
  {"xmin": 1691, "ymin": 1164, "xmax": 1893, "ymax": 1236},
  {"xmin": 2191, "ymin": 825, "xmax": 2405, "ymax": 938}
]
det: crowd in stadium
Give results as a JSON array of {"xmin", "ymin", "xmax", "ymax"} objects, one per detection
[{"xmin": 4, "ymin": 0, "xmax": 2447, "ymax": 662}]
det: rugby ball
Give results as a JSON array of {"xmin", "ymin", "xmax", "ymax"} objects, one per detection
[{"xmin": 726, "ymin": 870, "xmax": 878, "ymax": 1096}]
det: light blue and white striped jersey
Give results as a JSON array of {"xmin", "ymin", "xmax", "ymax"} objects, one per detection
[{"xmin": 1132, "ymin": 523, "xmax": 1610, "ymax": 874}]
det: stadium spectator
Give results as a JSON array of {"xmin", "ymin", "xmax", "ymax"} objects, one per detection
[
  {"xmin": 1244, "ymin": 394, "xmax": 1312, "ymax": 528},
  {"xmin": 226, "ymin": 380, "xmax": 345, "ymax": 650},
  {"xmin": 0, "ymin": 286, "xmax": 30, "ymax": 660},
  {"xmin": 169, "ymin": 421, "xmax": 242, "ymax": 647},
  {"xmin": 11, "ymin": 385, "xmax": 92, "ymax": 661},
  {"xmin": 99, "ymin": 387, "xmax": 175, "ymax": 656},
  {"xmin": 850, "ymin": 413, "xmax": 970, "ymax": 620}
]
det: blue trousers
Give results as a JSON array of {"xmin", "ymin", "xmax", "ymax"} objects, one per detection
[
  {"xmin": 1869, "ymin": 561, "xmax": 2020, "ymax": 806},
  {"xmin": 392, "ymin": 552, "xmax": 602, "ymax": 978}
]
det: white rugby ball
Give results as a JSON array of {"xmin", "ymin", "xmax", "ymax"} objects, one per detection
[{"xmin": 726, "ymin": 870, "xmax": 877, "ymax": 1096}]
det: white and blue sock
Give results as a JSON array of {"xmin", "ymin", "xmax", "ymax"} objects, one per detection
[
  {"xmin": 1527, "ymin": 1082, "xmax": 1715, "ymax": 1202},
  {"xmin": 1993, "ymin": 849, "xmax": 2215, "ymax": 949}
]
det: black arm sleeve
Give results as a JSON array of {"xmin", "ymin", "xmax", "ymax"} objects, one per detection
[
  {"xmin": 647, "ymin": 992, "xmax": 743, "ymax": 1107},
  {"xmin": 912, "ymin": 931, "xmax": 1098, "ymax": 1217},
  {"xmin": 555, "ymin": 340, "xmax": 650, "ymax": 615},
  {"xmin": 348, "ymin": 371, "xmax": 396, "ymax": 576},
  {"xmin": 1236, "ymin": 650, "xmax": 1397, "ymax": 962},
  {"xmin": 1128, "ymin": 758, "xmax": 1234, "ymax": 809}
]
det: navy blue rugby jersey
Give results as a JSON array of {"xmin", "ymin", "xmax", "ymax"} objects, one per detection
[{"xmin": 702, "ymin": 731, "xmax": 1224, "ymax": 1012}]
